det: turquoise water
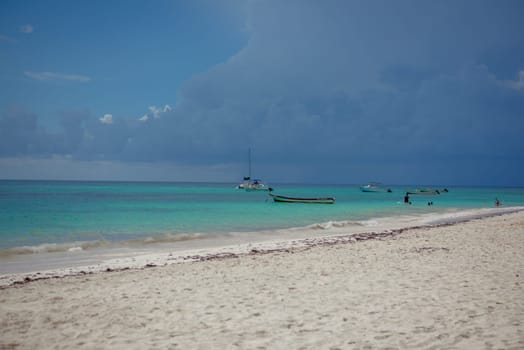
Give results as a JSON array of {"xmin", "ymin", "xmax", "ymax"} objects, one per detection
[{"xmin": 1, "ymin": 180, "xmax": 523, "ymax": 254}]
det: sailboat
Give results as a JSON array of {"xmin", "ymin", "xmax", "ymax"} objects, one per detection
[{"xmin": 236, "ymin": 148, "xmax": 272, "ymax": 191}]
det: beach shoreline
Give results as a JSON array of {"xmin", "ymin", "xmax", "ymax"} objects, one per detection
[
  {"xmin": 1, "ymin": 206, "xmax": 523, "ymax": 289},
  {"xmin": 1, "ymin": 208, "xmax": 524, "ymax": 349},
  {"xmin": 0, "ymin": 206, "xmax": 522, "ymax": 288}
]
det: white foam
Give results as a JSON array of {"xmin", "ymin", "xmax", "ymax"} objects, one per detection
[{"xmin": 68, "ymin": 247, "xmax": 83, "ymax": 252}]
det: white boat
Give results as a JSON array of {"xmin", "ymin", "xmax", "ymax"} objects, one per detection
[
  {"xmin": 237, "ymin": 177, "xmax": 272, "ymax": 191},
  {"xmin": 236, "ymin": 149, "xmax": 272, "ymax": 191},
  {"xmin": 360, "ymin": 183, "xmax": 392, "ymax": 193}
]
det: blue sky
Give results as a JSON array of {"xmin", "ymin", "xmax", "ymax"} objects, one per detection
[{"xmin": 1, "ymin": 0, "xmax": 523, "ymax": 186}]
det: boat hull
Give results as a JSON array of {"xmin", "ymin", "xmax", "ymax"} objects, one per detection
[
  {"xmin": 360, "ymin": 187, "xmax": 381, "ymax": 192},
  {"xmin": 269, "ymin": 194, "xmax": 335, "ymax": 204},
  {"xmin": 360, "ymin": 184, "xmax": 392, "ymax": 193},
  {"xmin": 245, "ymin": 184, "xmax": 272, "ymax": 191},
  {"xmin": 407, "ymin": 189, "xmax": 440, "ymax": 195}
]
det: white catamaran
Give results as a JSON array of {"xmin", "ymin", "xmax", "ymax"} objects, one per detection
[{"xmin": 236, "ymin": 148, "xmax": 272, "ymax": 191}]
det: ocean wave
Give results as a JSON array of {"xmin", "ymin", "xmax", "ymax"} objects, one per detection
[
  {"xmin": 306, "ymin": 220, "xmax": 364, "ymax": 230},
  {"xmin": 419, "ymin": 206, "xmax": 524, "ymax": 226},
  {"xmin": 0, "ymin": 240, "xmax": 110, "ymax": 258},
  {"xmin": 300, "ymin": 206, "xmax": 524, "ymax": 233},
  {"xmin": 125, "ymin": 232, "xmax": 217, "ymax": 245},
  {"xmin": 0, "ymin": 232, "xmax": 218, "ymax": 258}
]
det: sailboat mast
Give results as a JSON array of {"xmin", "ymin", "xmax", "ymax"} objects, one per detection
[{"xmin": 248, "ymin": 147, "xmax": 252, "ymax": 179}]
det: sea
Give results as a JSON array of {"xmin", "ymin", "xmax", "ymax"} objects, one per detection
[{"xmin": 1, "ymin": 180, "xmax": 523, "ymax": 274}]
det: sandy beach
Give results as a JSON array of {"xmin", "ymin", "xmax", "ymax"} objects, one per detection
[{"xmin": 1, "ymin": 210, "xmax": 523, "ymax": 349}]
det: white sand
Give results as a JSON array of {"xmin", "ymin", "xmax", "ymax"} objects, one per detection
[{"xmin": 1, "ymin": 211, "xmax": 523, "ymax": 349}]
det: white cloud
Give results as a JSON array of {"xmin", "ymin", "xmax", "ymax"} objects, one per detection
[
  {"xmin": 506, "ymin": 70, "xmax": 524, "ymax": 91},
  {"xmin": 24, "ymin": 71, "xmax": 91, "ymax": 83},
  {"xmin": 20, "ymin": 24, "xmax": 34, "ymax": 34},
  {"xmin": 99, "ymin": 114, "xmax": 113, "ymax": 124},
  {"xmin": 148, "ymin": 106, "xmax": 161, "ymax": 119},
  {"xmin": 141, "ymin": 104, "xmax": 172, "ymax": 121}
]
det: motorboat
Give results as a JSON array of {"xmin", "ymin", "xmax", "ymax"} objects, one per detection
[{"xmin": 360, "ymin": 183, "xmax": 392, "ymax": 193}]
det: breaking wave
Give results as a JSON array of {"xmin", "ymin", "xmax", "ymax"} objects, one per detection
[
  {"xmin": 0, "ymin": 240, "xmax": 109, "ymax": 258},
  {"xmin": 306, "ymin": 220, "xmax": 365, "ymax": 230},
  {"xmin": 0, "ymin": 232, "xmax": 219, "ymax": 258}
]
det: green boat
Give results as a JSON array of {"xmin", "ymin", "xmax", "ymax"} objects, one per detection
[{"xmin": 269, "ymin": 193, "xmax": 335, "ymax": 204}]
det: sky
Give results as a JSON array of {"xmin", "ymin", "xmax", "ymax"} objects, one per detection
[{"xmin": 1, "ymin": 0, "xmax": 523, "ymax": 186}]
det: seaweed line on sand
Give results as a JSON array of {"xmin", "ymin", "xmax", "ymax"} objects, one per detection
[{"xmin": 1, "ymin": 209, "xmax": 521, "ymax": 289}]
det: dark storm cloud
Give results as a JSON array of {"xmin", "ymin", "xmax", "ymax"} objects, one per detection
[
  {"xmin": 0, "ymin": 108, "xmax": 50, "ymax": 156},
  {"xmin": 157, "ymin": 0, "xmax": 524, "ymax": 166}
]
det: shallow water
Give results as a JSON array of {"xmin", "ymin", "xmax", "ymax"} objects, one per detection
[{"xmin": 1, "ymin": 180, "xmax": 523, "ymax": 271}]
